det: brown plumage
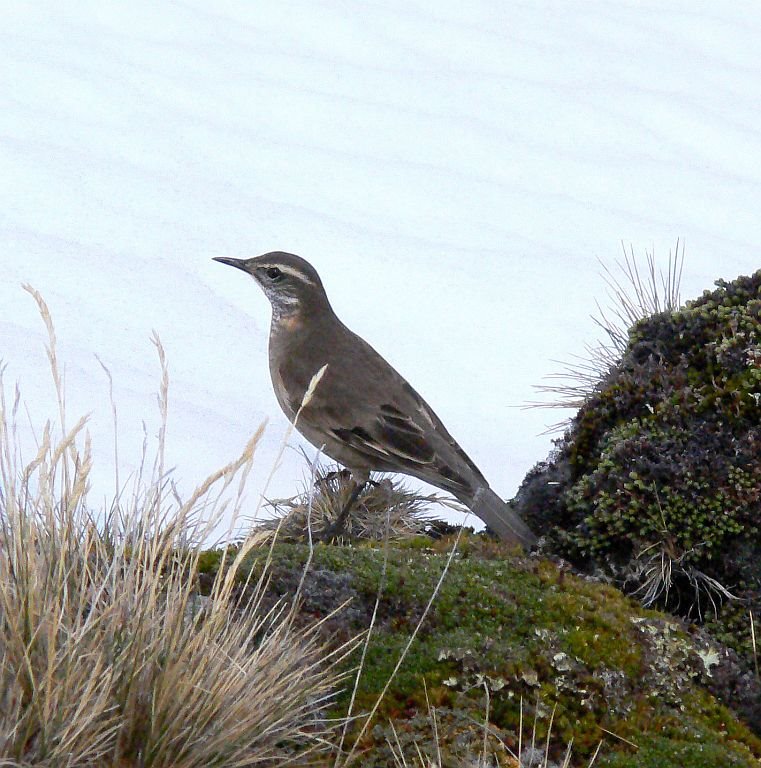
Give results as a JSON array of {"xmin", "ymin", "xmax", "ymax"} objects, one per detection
[{"xmin": 213, "ymin": 251, "xmax": 536, "ymax": 547}]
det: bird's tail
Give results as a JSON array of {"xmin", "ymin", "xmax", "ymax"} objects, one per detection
[{"xmin": 465, "ymin": 486, "xmax": 537, "ymax": 548}]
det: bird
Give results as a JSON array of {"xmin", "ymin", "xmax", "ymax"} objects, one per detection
[{"xmin": 213, "ymin": 252, "xmax": 537, "ymax": 548}]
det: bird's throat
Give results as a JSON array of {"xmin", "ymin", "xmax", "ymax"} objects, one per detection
[{"xmin": 276, "ymin": 311, "xmax": 303, "ymax": 331}]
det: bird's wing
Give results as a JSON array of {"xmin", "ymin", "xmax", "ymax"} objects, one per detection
[
  {"xmin": 277, "ymin": 328, "xmax": 487, "ymax": 500},
  {"xmin": 318, "ymin": 387, "xmax": 483, "ymax": 500}
]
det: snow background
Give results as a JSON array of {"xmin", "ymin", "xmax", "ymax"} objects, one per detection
[{"xmin": 2, "ymin": 1, "xmax": 760, "ymax": 533}]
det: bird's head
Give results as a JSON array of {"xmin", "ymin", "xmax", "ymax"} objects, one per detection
[{"xmin": 213, "ymin": 252, "xmax": 329, "ymax": 318}]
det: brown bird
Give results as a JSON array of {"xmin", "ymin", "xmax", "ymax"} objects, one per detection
[{"xmin": 213, "ymin": 252, "xmax": 536, "ymax": 547}]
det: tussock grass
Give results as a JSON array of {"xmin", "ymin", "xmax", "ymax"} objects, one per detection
[
  {"xmin": 262, "ymin": 460, "xmax": 454, "ymax": 542},
  {"xmin": 530, "ymin": 240, "xmax": 684, "ymax": 423},
  {"xmin": 0, "ymin": 287, "xmax": 348, "ymax": 767}
]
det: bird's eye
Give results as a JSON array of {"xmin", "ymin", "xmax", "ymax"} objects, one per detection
[{"xmin": 265, "ymin": 267, "xmax": 283, "ymax": 281}]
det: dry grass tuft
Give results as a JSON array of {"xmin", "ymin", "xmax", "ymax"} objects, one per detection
[
  {"xmin": 262, "ymin": 461, "xmax": 455, "ymax": 543},
  {"xmin": 0, "ymin": 288, "xmax": 348, "ymax": 767}
]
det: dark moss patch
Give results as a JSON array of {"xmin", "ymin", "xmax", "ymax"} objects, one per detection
[{"xmin": 512, "ymin": 269, "xmax": 761, "ymax": 711}]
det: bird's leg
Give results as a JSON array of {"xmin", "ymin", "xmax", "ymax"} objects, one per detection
[{"xmin": 321, "ymin": 475, "xmax": 368, "ymax": 541}]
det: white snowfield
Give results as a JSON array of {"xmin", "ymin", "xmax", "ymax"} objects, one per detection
[{"xmin": 2, "ymin": 2, "xmax": 760, "ymax": 532}]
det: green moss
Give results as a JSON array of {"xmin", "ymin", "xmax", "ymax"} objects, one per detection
[
  {"xmin": 600, "ymin": 736, "xmax": 757, "ymax": 768},
  {"xmin": 599, "ymin": 692, "xmax": 761, "ymax": 768},
  {"xmin": 196, "ymin": 548, "xmax": 225, "ymax": 574},
  {"xmin": 222, "ymin": 538, "xmax": 761, "ymax": 764}
]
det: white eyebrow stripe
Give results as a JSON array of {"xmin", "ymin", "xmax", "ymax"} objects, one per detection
[{"xmin": 263, "ymin": 264, "xmax": 316, "ymax": 285}]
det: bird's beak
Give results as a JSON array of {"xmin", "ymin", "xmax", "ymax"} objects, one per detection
[{"xmin": 212, "ymin": 256, "xmax": 249, "ymax": 272}]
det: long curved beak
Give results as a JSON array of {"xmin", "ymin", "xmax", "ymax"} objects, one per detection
[{"xmin": 212, "ymin": 256, "xmax": 249, "ymax": 272}]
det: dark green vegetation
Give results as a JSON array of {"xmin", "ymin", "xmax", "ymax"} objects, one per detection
[
  {"xmin": 198, "ymin": 537, "xmax": 761, "ymax": 767},
  {"xmin": 514, "ymin": 270, "xmax": 761, "ymax": 686}
]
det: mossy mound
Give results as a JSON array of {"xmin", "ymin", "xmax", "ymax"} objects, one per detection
[
  {"xmin": 514, "ymin": 270, "xmax": 761, "ymax": 675},
  {"xmin": 199, "ymin": 536, "xmax": 761, "ymax": 766}
]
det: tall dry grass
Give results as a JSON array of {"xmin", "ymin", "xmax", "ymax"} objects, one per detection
[{"xmin": 0, "ymin": 287, "xmax": 348, "ymax": 767}]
